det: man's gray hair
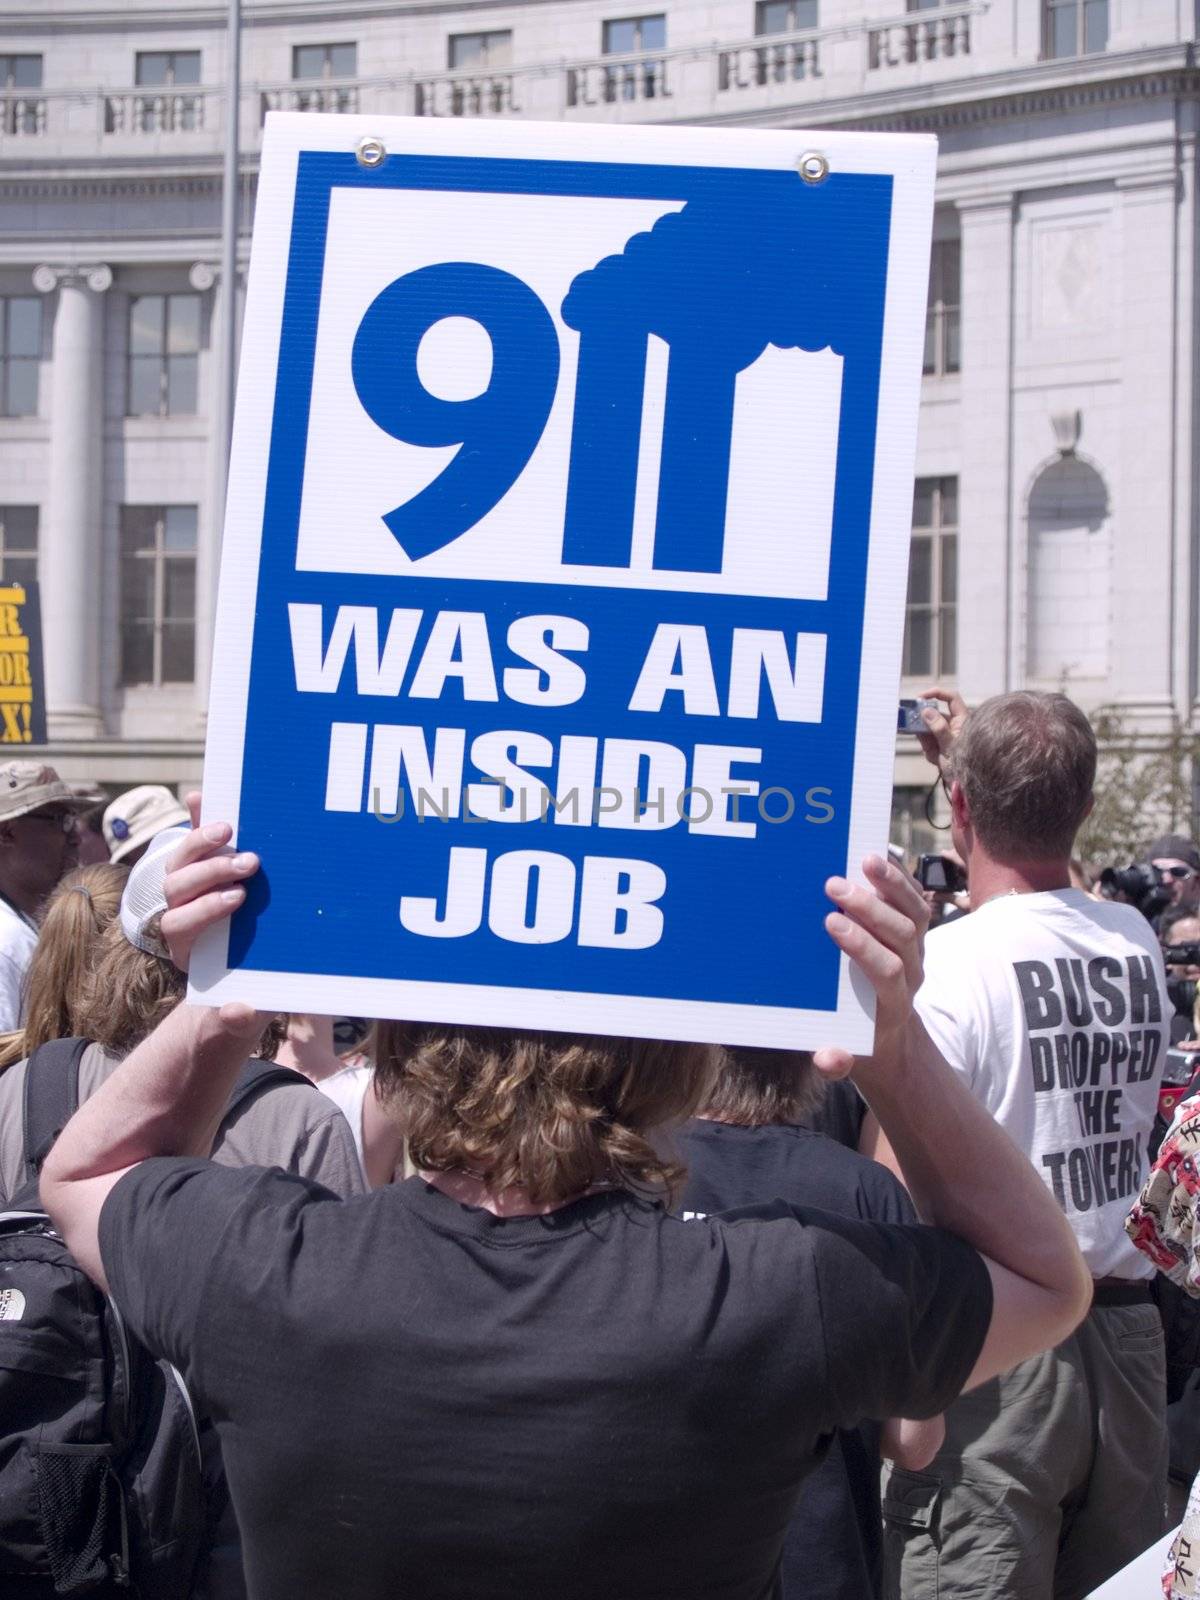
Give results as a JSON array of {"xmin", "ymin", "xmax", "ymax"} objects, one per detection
[{"xmin": 947, "ymin": 691, "xmax": 1096, "ymax": 863}]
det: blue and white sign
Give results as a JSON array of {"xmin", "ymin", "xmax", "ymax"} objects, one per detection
[{"xmin": 194, "ymin": 114, "xmax": 936, "ymax": 1051}]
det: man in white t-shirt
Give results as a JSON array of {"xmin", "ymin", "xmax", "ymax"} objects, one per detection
[
  {"xmin": 0, "ymin": 760, "xmax": 87, "ymax": 1030},
  {"xmin": 884, "ymin": 690, "xmax": 1169, "ymax": 1600}
]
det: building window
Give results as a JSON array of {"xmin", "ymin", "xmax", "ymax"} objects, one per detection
[
  {"xmin": 449, "ymin": 31, "xmax": 513, "ymax": 69},
  {"xmin": 1044, "ymin": 0, "xmax": 1107, "ymax": 58},
  {"xmin": 924, "ymin": 236, "xmax": 960, "ymax": 377},
  {"xmin": 135, "ymin": 51, "xmax": 201, "ymax": 87},
  {"xmin": 0, "ymin": 508, "xmax": 38, "ymax": 590},
  {"xmin": 132, "ymin": 51, "xmax": 202, "ymax": 132},
  {"xmin": 0, "ymin": 53, "xmax": 42, "ymax": 134},
  {"xmin": 603, "ymin": 14, "xmax": 666, "ymax": 53},
  {"xmin": 0, "ymin": 298, "xmax": 40, "ymax": 417},
  {"xmin": 120, "ymin": 506, "xmax": 197, "ymax": 687},
  {"xmin": 293, "ymin": 41, "xmax": 357, "ymax": 78},
  {"xmin": 291, "ymin": 42, "xmax": 356, "ymax": 114},
  {"xmin": 127, "ymin": 294, "xmax": 201, "ymax": 417},
  {"xmin": 291, "ymin": 43, "xmax": 357, "ymax": 111},
  {"xmin": 1027, "ymin": 458, "xmax": 1110, "ymax": 680},
  {"xmin": 756, "ymin": 0, "xmax": 817, "ymax": 30},
  {"xmin": 904, "ymin": 477, "xmax": 957, "ymax": 679},
  {"xmin": 0, "ymin": 55, "xmax": 40, "ymax": 88},
  {"xmin": 602, "ymin": 15, "xmax": 666, "ymax": 101}
]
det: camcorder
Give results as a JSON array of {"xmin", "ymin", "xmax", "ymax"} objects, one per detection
[
  {"xmin": 916, "ymin": 853, "xmax": 967, "ymax": 895},
  {"xmin": 1098, "ymin": 863, "xmax": 1173, "ymax": 919},
  {"xmin": 1163, "ymin": 941, "xmax": 1200, "ymax": 969}
]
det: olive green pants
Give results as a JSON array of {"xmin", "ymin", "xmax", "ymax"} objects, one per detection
[{"xmin": 882, "ymin": 1301, "xmax": 1167, "ymax": 1600}]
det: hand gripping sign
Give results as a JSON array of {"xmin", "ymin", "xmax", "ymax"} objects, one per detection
[{"xmin": 194, "ymin": 115, "xmax": 936, "ymax": 1051}]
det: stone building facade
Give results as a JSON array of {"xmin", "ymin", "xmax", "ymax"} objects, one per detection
[{"xmin": 0, "ymin": 0, "xmax": 1194, "ymax": 840}]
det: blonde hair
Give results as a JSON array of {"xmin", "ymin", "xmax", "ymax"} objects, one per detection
[
  {"xmin": 372, "ymin": 1019, "xmax": 717, "ymax": 1206},
  {"xmin": 73, "ymin": 913, "xmax": 285, "ymax": 1061},
  {"xmin": 0, "ymin": 864, "xmax": 129, "ymax": 1072},
  {"xmin": 73, "ymin": 914, "xmax": 186, "ymax": 1055}
]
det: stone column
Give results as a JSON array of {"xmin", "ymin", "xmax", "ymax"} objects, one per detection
[
  {"xmin": 1111, "ymin": 165, "xmax": 1183, "ymax": 730},
  {"xmin": 954, "ymin": 194, "xmax": 1015, "ymax": 699},
  {"xmin": 33, "ymin": 263, "xmax": 112, "ymax": 739}
]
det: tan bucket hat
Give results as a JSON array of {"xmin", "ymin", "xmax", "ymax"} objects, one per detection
[{"xmin": 0, "ymin": 761, "xmax": 90, "ymax": 825}]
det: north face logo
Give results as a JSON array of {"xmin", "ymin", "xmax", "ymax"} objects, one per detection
[{"xmin": 0, "ymin": 1288, "xmax": 25, "ymax": 1322}]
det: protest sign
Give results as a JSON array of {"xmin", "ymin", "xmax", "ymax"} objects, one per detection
[
  {"xmin": 0, "ymin": 583, "xmax": 46, "ymax": 746},
  {"xmin": 194, "ymin": 114, "xmax": 936, "ymax": 1050}
]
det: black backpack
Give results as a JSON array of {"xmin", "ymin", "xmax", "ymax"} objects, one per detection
[{"xmin": 0, "ymin": 1038, "xmax": 313, "ymax": 1597}]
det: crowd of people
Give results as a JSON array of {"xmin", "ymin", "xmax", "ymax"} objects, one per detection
[{"xmin": 4, "ymin": 690, "xmax": 1200, "ymax": 1598}]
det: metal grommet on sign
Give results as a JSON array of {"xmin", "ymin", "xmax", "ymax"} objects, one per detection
[
  {"xmin": 797, "ymin": 151, "xmax": 829, "ymax": 185},
  {"xmin": 355, "ymin": 135, "xmax": 387, "ymax": 169}
]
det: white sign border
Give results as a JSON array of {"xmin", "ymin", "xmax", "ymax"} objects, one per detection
[{"xmin": 191, "ymin": 113, "xmax": 936, "ymax": 1053}]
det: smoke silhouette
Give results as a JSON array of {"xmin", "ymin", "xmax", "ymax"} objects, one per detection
[{"xmin": 561, "ymin": 188, "xmax": 860, "ymax": 369}]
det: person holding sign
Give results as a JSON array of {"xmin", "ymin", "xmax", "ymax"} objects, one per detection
[{"xmin": 37, "ymin": 812, "xmax": 1091, "ymax": 1600}]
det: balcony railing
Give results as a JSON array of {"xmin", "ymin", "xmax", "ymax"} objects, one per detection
[
  {"xmin": 868, "ymin": 8, "xmax": 973, "ymax": 70},
  {"xmin": 105, "ymin": 91, "xmax": 206, "ymax": 135},
  {"xmin": 259, "ymin": 80, "xmax": 360, "ymax": 119},
  {"xmin": 414, "ymin": 70, "xmax": 520, "ymax": 118},
  {"xmin": 718, "ymin": 33, "xmax": 821, "ymax": 93},
  {"xmin": 566, "ymin": 53, "xmax": 669, "ymax": 109},
  {"xmin": 0, "ymin": 94, "xmax": 46, "ymax": 136},
  {"xmin": 0, "ymin": 6, "xmax": 989, "ymax": 152}
]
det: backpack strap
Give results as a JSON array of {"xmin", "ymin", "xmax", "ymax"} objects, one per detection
[
  {"xmin": 220, "ymin": 1058, "xmax": 314, "ymax": 1128},
  {"xmin": 16, "ymin": 1049, "xmax": 308, "ymax": 1198},
  {"xmin": 21, "ymin": 1036, "xmax": 90, "ymax": 1192}
]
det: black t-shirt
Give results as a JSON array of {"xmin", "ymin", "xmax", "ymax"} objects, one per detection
[
  {"xmin": 99, "ymin": 1161, "xmax": 991, "ymax": 1600},
  {"xmin": 805, "ymin": 1078, "xmax": 868, "ymax": 1152},
  {"xmin": 678, "ymin": 1121, "xmax": 921, "ymax": 1600}
]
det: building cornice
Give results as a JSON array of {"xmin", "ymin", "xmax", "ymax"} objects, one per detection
[
  {"xmin": 844, "ymin": 68, "xmax": 1200, "ymax": 135},
  {"xmin": 0, "ymin": 172, "xmax": 224, "ymax": 201},
  {"xmin": 0, "ymin": 0, "xmax": 560, "ymax": 34}
]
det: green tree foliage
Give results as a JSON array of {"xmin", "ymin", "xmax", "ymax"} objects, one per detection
[{"xmin": 1078, "ymin": 706, "xmax": 1200, "ymax": 865}]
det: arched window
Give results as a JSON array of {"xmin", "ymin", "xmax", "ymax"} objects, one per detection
[{"xmin": 1026, "ymin": 457, "xmax": 1109, "ymax": 681}]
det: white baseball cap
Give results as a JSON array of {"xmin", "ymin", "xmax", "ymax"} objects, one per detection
[{"xmin": 118, "ymin": 824, "xmax": 190, "ymax": 958}]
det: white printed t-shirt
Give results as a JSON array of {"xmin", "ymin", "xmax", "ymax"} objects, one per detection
[
  {"xmin": 917, "ymin": 889, "xmax": 1169, "ymax": 1279},
  {"xmin": 0, "ymin": 895, "xmax": 36, "ymax": 1032}
]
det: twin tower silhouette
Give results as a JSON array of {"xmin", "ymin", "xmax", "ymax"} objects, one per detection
[{"xmin": 350, "ymin": 184, "xmax": 867, "ymax": 574}]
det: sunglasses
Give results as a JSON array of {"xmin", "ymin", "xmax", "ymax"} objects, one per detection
[{"xmin": 1159, "ymin": 864, "xmax": 1196, "ymax": 881}]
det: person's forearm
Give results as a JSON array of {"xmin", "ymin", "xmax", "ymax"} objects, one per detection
[
  {"xmin": 41, "ymin": 1002, "xmax": 261, "ymax": 1186},
  {"xmin": 855, "ymin": 1017, "xmax": 1089, "ymax": 1303}
]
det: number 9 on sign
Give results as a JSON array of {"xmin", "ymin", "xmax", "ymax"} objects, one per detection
[{"xmin": 351, "ymin": 263, "xmax": 561, "ymax": 561}]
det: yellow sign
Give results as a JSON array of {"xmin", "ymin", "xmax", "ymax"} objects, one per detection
[{"xmin": 0, "ymin": 586, "xmax": 39, "ymax": 743}]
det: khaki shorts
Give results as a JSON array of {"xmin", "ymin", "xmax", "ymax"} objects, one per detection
[{"xmin": 882, "ymin": 1301, "xmax": 1167, "ymax": 1600}]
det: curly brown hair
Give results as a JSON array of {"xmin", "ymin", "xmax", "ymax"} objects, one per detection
[{"xmin": 372, "ymin": 1020, "xmax": 718, "ymax": 1206}]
